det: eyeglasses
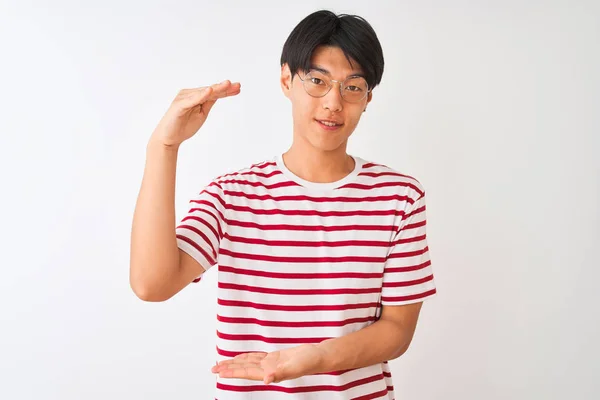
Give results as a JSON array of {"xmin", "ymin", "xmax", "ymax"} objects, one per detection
[{"xmin": 296, "ymin": 70, "xmax": 370, "ymax": 103}]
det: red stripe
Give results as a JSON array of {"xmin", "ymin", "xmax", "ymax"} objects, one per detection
[
  {"xmin": 218, "ymin": 299, "xmax": 380, "ymax": 312},
  {"xmin": 224, "ymin": 219, "xmax": 397, "ymax": 232},
  {"xmin": 217, "ymin": 347, "xmax": 245, "ymax": 358},
  {"xmin": 388, "ymin": 246, "xmax": 429, "ymax": 259},
  {"xmin": 362, "ymin": 162, "xmax": 384, "ymax": 169},
  {"xmin": 176, "ymin": 234, "xmax": 215, "ymax": 265},
  {"xmin": 250, "ymin": 161, "xmax": 277, "ymax": 169},
  {"xmin": 401, "ymin": 220, "xmax": 426, "ymax": 231},
  {"xmin": 216, "ymin": 373, "xmax": 385, "ymax": 393},
  {"xmin": 393, "ymin": 234, "xmax": 426, "ymax": 245},
  {"xmin": 220, "ymin": 248, "xmax": 386, "ymax": 263},
  {"xmin": 384, "ymin": 260, "xmax": 432, "ymax": 274},
  {"xmin": 224, "ymin": 232, "xmax": 425, "ymax": 248},
  {"xmin": 221, "ymin": 204, "xmax": 405, "ymax": 218},
  {"xmin": 219, "ymin": 170, "xmax": 282, "ymax": 180},
  {"xmin": 402, "ymin": 204, "xmax": 426, "ymax": 221},
  {"xmin": 178, "ymin": 215, "xmax": 220, "ymax": 243},
  {"xmin": 217, "ymin": 179, "xmax": 300, "ymax": 190},
  {"xmin": 182, "ymin": 211, "xmax": 223, "ymax": 238},
  {"xmin": 199, "ymin": 190, "xmax": 227, "ymax": 207},
  {"xmin": 353, "ymin": 389, "xmax": 390, "ymax": 400},
  {"xmin": 214, "ymin": 162, "xmax": 278, "ymax": 180},
  {"xmin": 176, "ymin": 224, "xmax": 216, "ymax": 259},
  {"xmin": 381, "ymin": 288, "xmax": 437, "ymax": 302},
  {"xmin": 382, "ymin": 274, "xmax": 434, "ymax": 288},
  {"xmin": 222, "ymin": 191, "xmax": 414, "ymax": 204},
  {"xmin": 189, "ymin": 197, "xmax": 224, "ymax": 213},
  {"xmin": 224, "ymin": 232, "xmax": 393, "ymax": 248},
  {"xmin": 219, "ymin": 282, "xmax": 382, "ymax": 295},
  {"xmin": 340, "ymin": 181, "xmax": 424, "ymax": 196},
  {"xmin": 383, "ymin": 371, "xmax": 392, "ymax": 378},
  {"xmin": 219, "ymin": 265, "xmax": 383, "ymax": 279},
  {"xmin": 186, "ymin": 205, "xmax": 223, "ymax": 223},
  {"xmin": 217, "ymin": 314, "xmax": 377, "ymax": 328},
  {"xmin": 217, "ymin": 331, "xmax": 329, "ymax": 344},
  {"xmin": 359, "ymin": 171, "xmax": 413, "ymax": 179}
]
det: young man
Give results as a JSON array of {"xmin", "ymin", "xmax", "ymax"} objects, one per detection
[{"xmin": 130, "ymin": 10, "xmax": 436, "ymax": 400}]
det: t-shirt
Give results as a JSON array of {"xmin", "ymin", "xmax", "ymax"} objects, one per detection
[{"xmin": 176, "ymin": 154, "xmax": 437, "ymax": 400}]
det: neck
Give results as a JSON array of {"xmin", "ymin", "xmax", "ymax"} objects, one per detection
[{"xmin": 282, "ymin": 141, "xmax": 355, "ymax": 184}]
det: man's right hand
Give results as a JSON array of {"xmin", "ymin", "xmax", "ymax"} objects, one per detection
[{"xmin": 150, "ymin": 80, "xmax": 241, "ymax": 147}]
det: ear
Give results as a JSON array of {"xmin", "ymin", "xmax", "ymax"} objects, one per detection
[
  {"xmin": 280, "ymin": 63, "xmax": 293, "ymax": 99},
  {"xmin": 364, "ymin": 90, "xmax": 373, "ymax": 112}
]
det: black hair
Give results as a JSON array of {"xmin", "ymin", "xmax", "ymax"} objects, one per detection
[{"xmin": 280, "ymin": 10, "xmax": 385, "ymax": 90}]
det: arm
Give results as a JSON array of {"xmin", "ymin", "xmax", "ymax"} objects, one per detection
[
  {"xmin": 314, "ymin": 302, "xmax": 423, "ymax": 373},
  {"xmin": 129, "ymin": 80, "xmax": 241, "ymax": 302},
  {"xmin": 129, "ymin": 139, "xmax": 205, "ymax": 302},
  {"xmin": 212, "ymin": 302, "xmax": 425, "ymax": 384}
]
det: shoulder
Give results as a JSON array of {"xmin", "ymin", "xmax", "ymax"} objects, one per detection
[
  {"xmin": 210, "ymin": 158, "xmax": 282, "ymax": 189},
  {"xmin": 357, "ymin": 158, "xmax": 425, "ymax": 200}
]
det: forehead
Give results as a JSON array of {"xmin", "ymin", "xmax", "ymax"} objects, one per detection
[{"xmin": 309, "ymin": 46, "xmax": 365, "ymax": 78}]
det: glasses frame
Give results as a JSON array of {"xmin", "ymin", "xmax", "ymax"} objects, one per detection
[{"xmin": 296, "ymin": 70, "xmax": 371, "ymax": 103}]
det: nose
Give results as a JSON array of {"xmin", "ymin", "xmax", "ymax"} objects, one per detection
[{"xmin": 322, "ymin": 81, "xmax": 343, "ymax": 113}]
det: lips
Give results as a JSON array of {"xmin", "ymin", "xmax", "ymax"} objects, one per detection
[{"xmin": 315, "ymin": 119, "xmax": 343, "ymax": 127}]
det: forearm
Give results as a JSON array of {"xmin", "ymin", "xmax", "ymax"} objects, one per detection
[
  {"xmin": 315, "ymin": 318, "xmax": 412, "ymax": 373},
  {"xmin": 129, "ymin": 138, "xmax": 181, "ymax": 295}
]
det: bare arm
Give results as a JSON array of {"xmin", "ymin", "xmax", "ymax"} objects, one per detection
[
  {"xmin": 211, "ymin": 302, "xmax": 424, "ymax": 384},
  {"xmin": 129, "ymin": 139, "xmax": 204, "ymax": 301},
  {"xmin": 315, "ymin": 302, "xmax": 423, "ymax": 372},
  {"xmin": 129, "ymin": 80, "xmax": 241, "ymax": 301}
]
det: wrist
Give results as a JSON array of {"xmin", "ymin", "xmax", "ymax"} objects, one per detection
[
  {"xmin": 314, "ymin": 340, "xmax": 335, "ymax": 374},
  {"xmin": 147, "ymin": 134, "xmax": 181, "ymax": 152}
]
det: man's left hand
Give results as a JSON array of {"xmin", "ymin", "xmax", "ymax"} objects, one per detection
[{"xmin": 211, "ymin": 343, "xmax": 326, "ymax": 385}]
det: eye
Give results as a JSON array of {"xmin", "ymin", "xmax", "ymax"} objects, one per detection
[
  {"xmin": 310, "ymin": 77, "xmax": 325, "ymax": 85},
  {"xmin": 345, "ymin": 86, "xmax": 363, "ymax": 92}
]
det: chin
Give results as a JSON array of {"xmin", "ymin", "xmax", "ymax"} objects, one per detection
[{"xmin": 307, "ymin": 136, "xmax": 348, "ymax": 152}]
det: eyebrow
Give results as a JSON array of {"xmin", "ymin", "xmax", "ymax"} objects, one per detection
[{"xmin": 309, "ymin": 64, "xmax": 366, "ymax": 79}]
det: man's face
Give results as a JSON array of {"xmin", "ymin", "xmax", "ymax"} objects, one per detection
[{"xmin": 281, "ymin": 45, "xmax": 372, "ymax": 153}]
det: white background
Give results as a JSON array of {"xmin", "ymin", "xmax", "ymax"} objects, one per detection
[{"xmin": 1, "ymin": 0, "xmax": 598, "ymax": 399}]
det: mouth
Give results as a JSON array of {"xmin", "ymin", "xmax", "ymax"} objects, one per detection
[{"xmin": 315, "ymin": 119, "xmax": 344, "ymax": 131}]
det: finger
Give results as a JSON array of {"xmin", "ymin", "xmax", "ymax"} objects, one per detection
[
  {"xmin": 179, "ymin": 86, "xmax": 214, "ymax": 110},
  {"xmin": 217, "ymin": 352, "xmax": 265, "ymax": 365},
  {"xmin": 219, "ymin": 366, "xmax": 264, "ymax": 380},
  {"xmin": 189, "ymin": 84, "xmax": 242, "ymax": 115},
  {"xmin": 234, "ymin": 352, "xmax": 267, "ymax": 362},
  {"xmin": 179, "ymin": 80, "xmax": 240, "ymax": 109},
  {"xmin": 179, "ymin": 80, "xmax": 239, "ymax": 99},
  {"xmin": 214, "ymin": 361, "xmax": 262, "ymax": 372},
  {"xmin": 205, "ymin": 81, "xmax": 241, "ymax": 101},
  {"xmin": 264, "ymin": 373, "xmax": 276, "ymax": 385}
]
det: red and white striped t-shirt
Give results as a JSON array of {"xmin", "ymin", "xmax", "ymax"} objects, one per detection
[{"xmin": 176, "ymin": 155, "xmax": 437, "ymax": 400}]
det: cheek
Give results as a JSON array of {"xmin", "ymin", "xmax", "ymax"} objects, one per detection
[
  {"xmin": 343, "ymin": 110, "xmax": 363, "ymax": 131},
  {"xmin": 291, "ymin": 96, "xmax": 317, "ymax": 124}
]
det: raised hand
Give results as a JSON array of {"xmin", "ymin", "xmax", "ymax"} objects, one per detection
[{"xmin": 151, "ymin": 80, "xmax": 241, "ymax": 147}]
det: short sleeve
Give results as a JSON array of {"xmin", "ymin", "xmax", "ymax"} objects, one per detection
[
  {"xmin": 381, "ymin": 190, "xmax": 437, "ymax": 305},
  {"xmin": 175, "ymin": 180, "xmax": 226, "ymax": 280}
]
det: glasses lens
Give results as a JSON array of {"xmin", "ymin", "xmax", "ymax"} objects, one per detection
[
  {"xmin": 342, "ymin": 77, "xmax": 369, "ymax": 102},
  {"xmin": 303, "ymin": 71, "xmax": 330, "ymax": 97}
]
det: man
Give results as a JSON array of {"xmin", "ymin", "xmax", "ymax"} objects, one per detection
[{"xmin": 130, "ymin": 9, "xmax": 436, "ymax": 399}]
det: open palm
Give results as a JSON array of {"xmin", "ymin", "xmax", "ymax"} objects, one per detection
[{"xmin": 211, "ymin": 344, "xmax": 325, "ymax": 385}]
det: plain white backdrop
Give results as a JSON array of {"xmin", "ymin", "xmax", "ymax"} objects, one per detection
[{"xmin": 1, "ymin": 0, "xmax": 598, "ymax": 399}]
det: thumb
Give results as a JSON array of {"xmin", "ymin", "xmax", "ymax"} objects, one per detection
[
  {"xmin": 199, "ymin": 99, "xmax": 217, "ymax": 115},
  {"xmin": 263, "ymin": 373, "xmax": 276, "ymax": 385},
  {"xmin": 180, "ymin": 86, "xmax": 214, "ymax": 110}
]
